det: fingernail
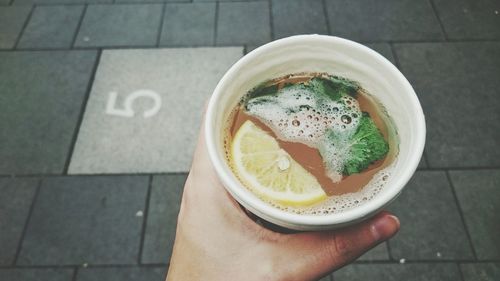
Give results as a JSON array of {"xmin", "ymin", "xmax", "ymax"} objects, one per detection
[{"xmin": 372, "ymin": 214, "xmax": 400, "ymax": 241}]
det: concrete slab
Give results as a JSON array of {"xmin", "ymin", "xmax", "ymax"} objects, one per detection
[
  {"xmin": 68, "ymin": 47, "xmax": 242, "ymax": 174},
  {"xmin": 18, "ymin": 5, "xmax": 84, "ymax": 49}
]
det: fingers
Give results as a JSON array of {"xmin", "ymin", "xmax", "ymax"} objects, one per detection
[{"xmin": 283, "ymin": 211, "xmax": 399, "ymax": 281}]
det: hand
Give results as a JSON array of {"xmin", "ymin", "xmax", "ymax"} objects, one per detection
[{"xmin": 166, "ymin": 119, "xmax": 400, "ymax": 281}]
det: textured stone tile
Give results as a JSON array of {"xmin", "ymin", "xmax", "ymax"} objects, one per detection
[
  {"xmin": 117, "ymin": 0, "xmax": 188, "ymax": 2},
  {"xmin": 18, "ymin": 176, "xmax": 148, "ymax": 265},
  {"xmin": 14, "ymin": 0, "xmax": 110, "ymax": 4},
  {"xmin": 364, "ymin": 43, "xmax": 395, "ymax": 63},
  {"xmin": 394, "ymin": 42, "xmax": 500, "ymax": 168},
  {"xmin": 18, "ymin": 6, "xmax": 84, "ymax": 49},
  {"xmin": 434, "ymin": 0, "xmax": 500, "ymax": 40},
  {"xmin": 318, "ymin": 274, "xmax": 332, "ymax": 281},
  {"xmin": 68, "ymin": 48, "xmax": 242, "ymax": 174},
  {"xmin": 0, "ymin": 51, "xmax": 97, "ymax": 175},
  {"xmin": 0, "ymin": 178, "xmax": 38, "ymax": 265},
  {"xmin": 217, "ymin": 1, "xmax": 271, "ymax": 45},
  {"xmin": 334, "ymin": 263, "xmax": 461, "ymax": 281},
  {"xmin": 0, "ymin": 6, "xmax": 31, "ymax": 49},
  {"xmin": 325, "ymin": 0, "xmax": 443, "ymax": 41},
  {"xmin": 77, "ymin": 267, "xmax": 166, "ymax": 281},
  {"xmin": 387, "ymin": 171, "xmax": 473, "ymax": 260},
  {"xmin": 159, "ymin": 3, "xmax": 215, "ymax": 46},
  {"xmin": 450, "ymin": 169, "xmax": 500, "ymax": 259},
  {"xmin": 0, "ymin": 268, "xmax": 73, "ymax": 281},
  {"xmin": 75, "ymin": 4, "xmax": 162, "ymax": 47},
  {"xmin": 461, "ymin": 263, "xmax": 500, "ymax": 281},
  {"xmin": 357, "ymin": 243, "xmax": 389, "ymax": 261},
  {"xmin": 272, "ymin": 0, "xmax": 328, "ymax": 39},
  {"xmin": 141, "ymin": 174, "xmax": 186, "ymax": 263}
]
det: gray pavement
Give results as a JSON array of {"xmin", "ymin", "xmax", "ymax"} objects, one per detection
[{"xmin": 0, "ymin": 0, "xmax": 499, "ymax": 280}]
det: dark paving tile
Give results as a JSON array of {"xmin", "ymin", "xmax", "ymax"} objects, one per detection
[
  {"xmin": 18, "ymin": 6, "xmax": 84, "ymax": 49},
  {"xmin": 77, "ymin": 266, "xmax": 166, "ymax": 281},
  {"xmin": 75, "ymin": 4, "xmax": 162, "ymax": 47},
  {"xmin": 0, "ymin": 178, "xmax": 38, "ymax": 265},
  {"xmin": 318, "ymin": 274, "xmax": 332, "ymax": 281},
  {"xmin": 357, "ymin": 242, "xmax": 389, "ymax": 261},
  {"xmin": 0, "ymin": 6, "xmax": 31, "ymax": 49},
  {"xmin": 461, "ymin": 263, "xmax": 500, "ymax": 281},
  {"xmin": 334, "ymin": 263, "xmax": 462, "ymax": 281},
  {"xmin": 272, "ymin": 0, "xmax": 328, "ymax": 39},
  {"xmin": 141, "ymin": 174, "xmax": 187, "ymax": 263},
  {"xmin": 14, "ymin": 0, "xmax": 110, "ymax": 4},
  {"xmin": 217, "ymin": 1, "xmax": 271, "ymax": 45},
  {"xmin": 18, "ymin": 176, "xmax": 149, "ymax": 265},
  {"xmin": 364, "ymin": 43, "xmax": 395, "ymax": 63},
  {"xmin": 0, "ymin": 51, "xmax": 97, "ymax": 175},
  {"xmin": 387, "ymin": 171, "xmax": 473, "ymax": 260},
  {"xmin": 0, "ymin": 268, "xmax": 74, "ymax": 281},
  {"xmin": 325, "ymin": 0, "xmax": 443, "ymax": 41},
  {"xmin": 450, "ymin": 169, "xmax": 500, "ymax": 259},
  {"xmin": 118, "ymin": 0, "xmax": 188, "ymax": 2},
  {"xmin": 394, "ymin": 42, "xmax": 500, "ymax": 168},
  {"xmin": 434, "ymin": 0, "xmax": 500, "ymax": 40},
  {"xmin": 159, "ymin": 3, "xmax": 215, "ymax": 46}
]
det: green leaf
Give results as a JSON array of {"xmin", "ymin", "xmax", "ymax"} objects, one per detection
[{"xmin": 324, "ymin": 112, "xmax": 389, "ymax": 175}]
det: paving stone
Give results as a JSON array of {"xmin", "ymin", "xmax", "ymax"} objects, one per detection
[
  {"xmin": 325, "ymin": 0, "xmax": 443, "ymax": 41},
  {"xmin": 0, "ymin": 0, "xmax": 10, "ymax": 5},
  {"xmin": 77, "ymin": 267, "xmax": 166, "ymax": 281},
  {"xmin": 364, "ymin": 43, "xmax": 395, "ymax": 64},
  {"xmin": 0, "ymin": 268, "xmax": 74, "ymax": 281},
  {"xmin": 461, "ymin": 263, "xmax": 500, "ymax": 281},
  {"xmin": 450, "ymin": 169, "xmax": 500, "ymax": 259},
  {"xmin": 272, "ymin": 0, "xmax": 328, "ymax": 39},
  {"xmin": 334, "ymin": 263, "xmax": 462, "ymax": 281},
  {"xmin": 318, "ymin": 274, "xmax": 332, "ymax": 281},
  {"xmin": 18, "ymin": 176, "xmax": 149, "ymax": 265},
  {"xmin": 0, "ymin": 178, "xmax": 38, "ymax": 265},
  {"xmin": 0, "ymin": 6, "xmax": 31, "ymax": 49},
  {"xmin": 433, "ymin": 0, "xmax": 500, "ymax": 40},
  {"xmin": 159, "ymin": 3, "xmax": 215, "ymax": 46},
  {"xmin": 142, "ymin": 174, "xmax": 186, "ymax": 263},
  {"xmin": 117, "ymin": 0, "xmax": 188, "ymax": 2},
  {"xmin": 75, "ymin": 4, "xmax": 162, "ymax": 47},
  {"xmin": 0, "ymin": 51, "xmax": 97, "ymax": 175},
  {"xmin": 357, "ymin": 242, "xmax": 389, "ymax": 261},
  {"xmin": 217, "ymin": 1, "xmax": 271, "ymax": 45},
  {"xmin": 387, "ymin": 171, "xmax": 473, "ymax": 260},
  {"xmin": 68, "ymin": 47, "xmax": 242, "ymax": 174},
  {"xmin": 18, "ymin": 6, "xmax": 84, "ymax": 49},
  {"xmin": 14, "ymin": 0, "xmax": 110, "ymax": 4},
  {"xmin": 394, "ymin": 42, "xmax": 500, "ymax": 168}
]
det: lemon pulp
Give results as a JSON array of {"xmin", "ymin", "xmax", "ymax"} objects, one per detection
[{"xmin": 231, "ymin": 120, "xmax": 327, "ymax": 206}]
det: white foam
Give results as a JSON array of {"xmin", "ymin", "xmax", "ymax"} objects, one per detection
[
  {"xmin": 266, "ymin": 160, "xmax": 396, "ymax": 215},
  {"xmin": 246, "ymin": 85, "xmax": 361, "ymax": 181}
]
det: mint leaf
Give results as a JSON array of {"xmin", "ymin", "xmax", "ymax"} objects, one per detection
[{"xmin": 324, "ymin": 112, "xmax": 389, "ymax": 175}]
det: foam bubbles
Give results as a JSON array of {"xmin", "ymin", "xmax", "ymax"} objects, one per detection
[
  {"xmin": 246, "ymin": 85, "xmax": 361, "ymax": 180},
  {"xmin": 263, "ymin": 161, "xmax": 396, "ymax": 215}
]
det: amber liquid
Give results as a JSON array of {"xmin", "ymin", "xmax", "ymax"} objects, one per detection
[{"xmin": 226, "ymin": 74, "xmax": 398, "ymax": 197}]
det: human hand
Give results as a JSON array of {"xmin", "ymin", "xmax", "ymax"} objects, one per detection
[{"xmin": 166, "ymin": 119, "xmax": 400, "ymax": 281}]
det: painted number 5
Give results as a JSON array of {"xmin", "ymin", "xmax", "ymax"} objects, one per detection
[{"xmin": 105, "ymin": 90, "xmax": 162, "ymax": 118}]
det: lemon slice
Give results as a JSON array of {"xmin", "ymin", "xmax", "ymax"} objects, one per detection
[{"xmin": 231, "ymin": 120, "xmax": 327, "ymax": 206}]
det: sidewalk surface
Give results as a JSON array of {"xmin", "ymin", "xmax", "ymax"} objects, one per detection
[{"xmin": 1, "ymin": 0, "xmax": 499, "ymax": 280}]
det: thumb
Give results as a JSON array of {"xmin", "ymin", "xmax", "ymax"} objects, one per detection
[{"xmin": 280, "ymin": 211, "xmax": 399, "ymax": 281}]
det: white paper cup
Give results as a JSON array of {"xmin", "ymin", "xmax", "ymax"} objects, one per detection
[{"xmin": 205, "ymin": 35, "xmax": 425, "ymax": 231}]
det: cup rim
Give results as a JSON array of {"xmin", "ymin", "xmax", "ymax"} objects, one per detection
[{"xmin": 205, "ymin": 35, "xmax": 426, "ymax": 227}]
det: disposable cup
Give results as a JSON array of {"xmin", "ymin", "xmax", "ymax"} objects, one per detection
[{"xmin": 205, "ymin": 35, "xmax": 425, "ymax": 230}]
